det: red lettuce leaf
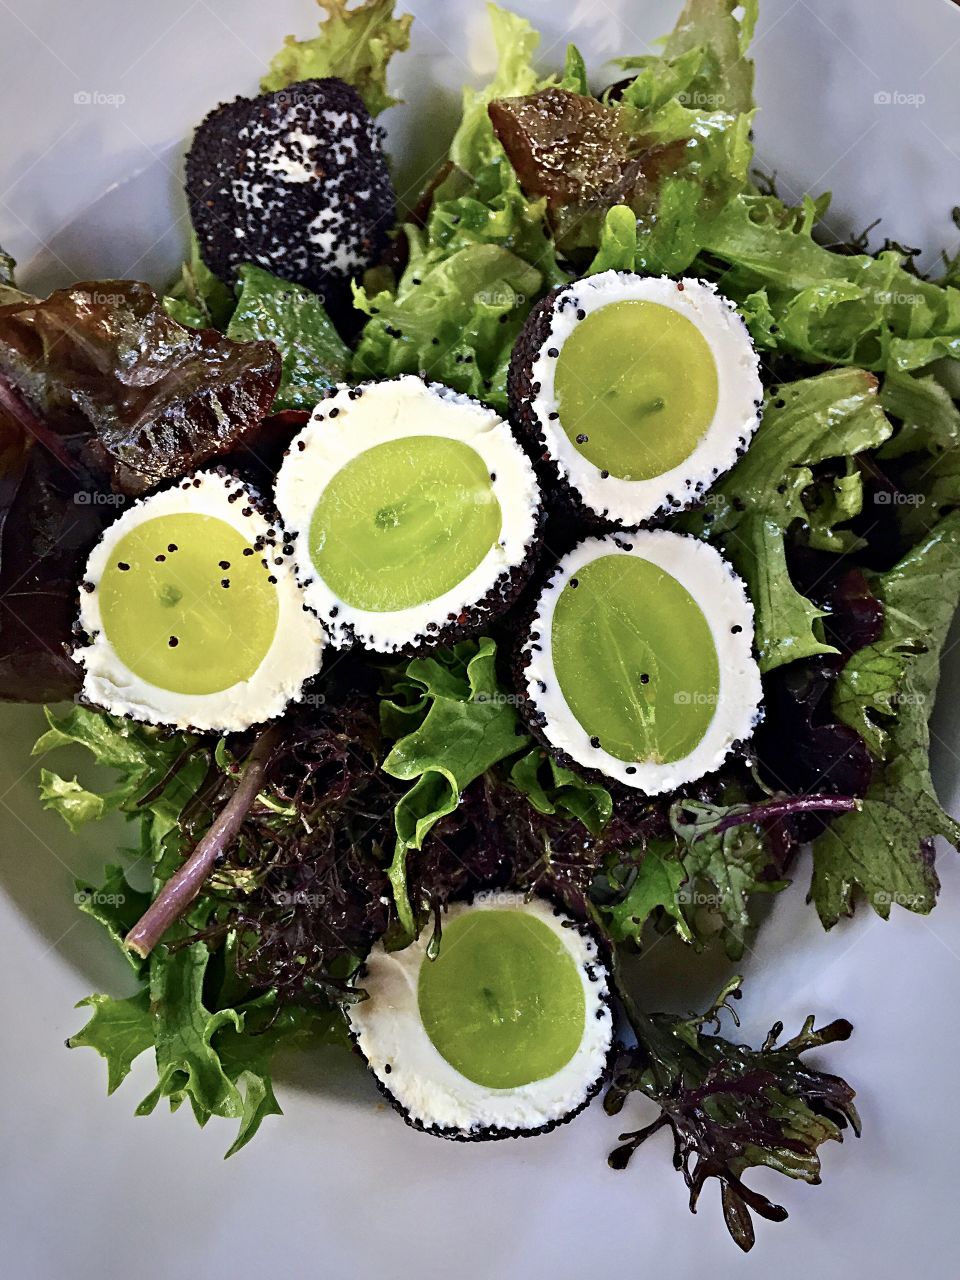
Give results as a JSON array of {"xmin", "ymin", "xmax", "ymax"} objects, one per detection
[{"xmin": 0, "ymin": 281, "xmax": 281, "ymax": 495}]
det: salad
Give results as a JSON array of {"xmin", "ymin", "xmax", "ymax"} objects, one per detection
[{"xmin": 2, "ymin": 0, "xmax": 959, "ymax": 1254}]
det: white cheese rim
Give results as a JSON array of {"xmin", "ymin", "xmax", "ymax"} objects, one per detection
[
  {"xmin": 523, "ymin": 531, "xmax": 763, "ymax": 793},
  {"xmin": 273, "ymin": 376, "xmax": 541, "ymax": 652},
  {"xmin": 76, "ymin": 470, "xmax": 326, "ymax": 733},
  {"xmin": 347, "ymin": 894, "xmax": 613, "ymax": 1136},
  {"xmin": 527, "ymin": 271, "xmax": 763, "ymax": 525}
]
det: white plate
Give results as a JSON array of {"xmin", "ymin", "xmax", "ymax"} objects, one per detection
[{"xmin": 1, "ymin": 2, "xmax": 959, "ymax": 1276}]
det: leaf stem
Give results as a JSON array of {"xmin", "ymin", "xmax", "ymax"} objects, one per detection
[
  {"xmin": 124, "ymin": 726, "xmax": 281, "ymax": 958},
  {"xmin": 0, "ymin": 373, "xmax": 80, "ymax": 476}
]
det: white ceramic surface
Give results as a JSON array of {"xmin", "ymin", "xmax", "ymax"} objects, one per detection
[{"xmin": 1, "ymin": 2, "xmax": 959, "ymax": 1277}]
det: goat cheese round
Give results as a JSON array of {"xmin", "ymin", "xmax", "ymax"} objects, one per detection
[
  {"xmin": 274, "ymin": 376, "xmax": 542, "ymax": 653},
  {"xmin": 75, "ymin": 470, "xmax": 325, "ymax": 732},
  {"xmin": 347, "ymin": 894, "xmax": 613, "ymax": 1139},
  {"xmin": 508, "ymin": 271, "xmax": 762, "ymax": 526},
  {"xmin": 520, "ymin": 530, "xmax": 763, "ymax": 792}
]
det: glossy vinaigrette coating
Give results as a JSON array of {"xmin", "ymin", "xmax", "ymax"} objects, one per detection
[
  {"xmin": 554, "ymin": 300, "xmax": 719, "ymax": 480},
  {"xmin": 98, "ymin": 513, "xmax": 279, "ymax": 695},
  {"xmin": 308, "ymin": 435, "xmax": 503, "ymax": 611},
  {"xmin": 551, "ymin": 553, "xmax": 720, "ymax": 763},
  {"xmin": 417, "ymin": 908, "xmax": 586, "ymax": 1088}
]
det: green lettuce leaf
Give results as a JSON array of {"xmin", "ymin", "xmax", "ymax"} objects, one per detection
[
  {"xmin": 879, "ymin": 367, "xmax": 960, "ymax": 459},
  {"xmin": 488, "ymin": 0, "xmax": 757, "ymax": 275},
  {"xmin": 34, "ymin": 706, "xmax": 200, "ymax": 829},
  {"xmin": 613, "ymin": 19, "xmax": 755, "ymax": 277},
  {"xmin": 677, "ymin": 368, "xmax": 893, "ymax": 672},
  {"xmin": 598, "ymin": 841, "xmax": 690, "ymax": 945},
  {"xmin": 700, "ymin": 193, "xmax": 960, "ymax": 374},
  {"xmin": 163, "ymin": 232, "xmax": 236, "ymax": 331},
  {"xmin": 352, "ymin": 243, "xmax": 542, "ymax": 409},
  {"xmin": 226, "ymin": 264, "xmax": 349, "ymax": 410},
  {"xmin": 597, "ymin": 793, "xmax": 788, "ymax": 960},
  {"xmin": 70, "ymin": 937, "xmax": 347, "ymax": 1155},
  {"xmin": 260, "ymin": 0, "xmax": 412, "ymax": 117},
  {"xmin": 560, "ymin": 44, "xmax": 589, "ymax": 95},
  {"xmin": 668, "ymin": 798, "xmax": 788, "ymax": 959},
  {"xmin": 380, "ymin": 637, "xmax": 530, "ymax": 932},
  {"xmin": 74, "ymin": 864, "xmax": 153, "ymax": 975},
  {"xmin": 509, "ymin": 748, "xmax": 612, "ymax": 835},
  {"xmin": 351, "ymin": 4, "xmax": 563, "ymax": 411},
  {"xmin": 0, "ymin": 245, "xmax": 31, "ymax": 305},
  {"xmin": 812, "ymin": 512, "xmax": 960, "ymax": 926},
  {"xmin": 68, "ymin": 990, "xmax": 155, "ymax": 1094}
]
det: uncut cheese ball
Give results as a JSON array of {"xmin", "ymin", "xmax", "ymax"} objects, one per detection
[{"xmin": 185, "ymin": 77, "xmax": 394, "ymax": 307}]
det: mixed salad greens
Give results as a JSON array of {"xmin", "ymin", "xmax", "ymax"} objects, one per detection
[{"xmin": 2, "ymin": 0, "xmax": 960, "ymax": 1253}]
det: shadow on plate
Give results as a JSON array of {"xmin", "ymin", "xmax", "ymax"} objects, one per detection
[{"xmin": 20, "ymin": 141, "xmax": 189, "ymax": 296}]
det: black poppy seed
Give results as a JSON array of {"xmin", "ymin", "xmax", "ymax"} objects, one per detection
[
  {"xmin": 274, "ymin": 557, "xmax": 283, "ymax": 566},
  {"xmin": 117, "ymin": 562, "xmax": 130, "ymax": 571},
  {"xmin": 600, "ymin": 469, "xmax": 610, "ymax": 479},
  {"xmin": 640, "ymin": 673, "xmax": 649, "ymax": 684},
  {"xmin": 283, "ymin": 545, "xmax": 294, "ymax": 556},
  {"xmin": 297, "ymin": 440, "xmax": 306, "ymax": 451},
  {"xmin": 576, "ymin": 308, "xmax": 585, "ymax": 320},
  {"xmin": 219, "ymin": 560, "xmax": 230, "ymax": 570},
  {"xmin": 576, "ymin": 433, "xmax": 588, "ymax": 444},
  {"xmin": 590, "ymin": 736, "xmax": 601, "ymax": 749},
  {"xmin": 537, "ymin": 679, "xmax": 546, "ymax": 692},
  {"xmin": 548, "ymin": 411, "xmax": 559, "ymax": 421},
  {"xmin": 168, "ymin": 543, "xmax": 178, "ymax": 553},
  {"xmin": 168, "ymin": 636, "xmax": 179, "ymax": 648},
  {"xmin": 731, "ymin": 624, "xmax": 743, "ymax": 634},
  {"xmin": 228, "ymin": 492, "xmax": 239, "ymax": 503},
  {"xmin": 193, "ymin": 478, "xmax": 201, "ymax": 487},
  {"xmin": 625, "ymin": 766, "xmax": 637, "ymax": 775},
  {"xmin": 243, "ymin": 548, "xmax": 254, "ymax": 557},
  {"xmin": 546, "ymin": 347, "xmax": 559, "ymax": 358},
  {"xmin": 81, "ymin": 580, "xmax": 94, "ymax": 593},
  {"xmin": 155, "ymin": 554, "xmax": 166, "ymax": 562},
  {"xmin": 330, "ymin": 606, "xmax": 339, "ymax": 617},
  {"xmin": 242, "ymin": 507, "xmax": 252, "ymax": 518},
  {"xmin": 221, "ymin": 579, "xmax": 230, "ymax": 588},
  {"xmin": 267, "ymin": 575, "xmax": 277, "ymax": 585},
  {"xmin": 570, "ymin": 577, "xmax": 579, "ymax": 588},
  {"xmin": 267, "ymin": 529, "xmax": 276, "ymax": 538},
  {"xmin": 329, "ymin": 407, "xmax": 340, "ymax": 417},
  {"xmin": 384, "ymin": 1063, "xmax": 392, "ymax": 1073},
  {"xmin": 431, "ymin": 337, "xmax": 439, "ymax": 345},
  {"xmin": 489, "ymin": 472, "xmax": 497, "ymax": 482}
]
